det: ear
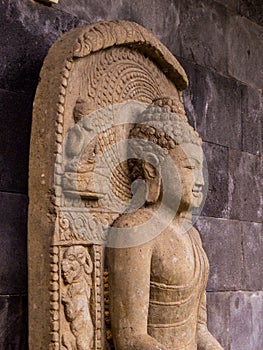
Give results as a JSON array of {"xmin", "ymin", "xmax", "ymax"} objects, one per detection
[
  {"xmin": 144, "ymin": 161, "xmax": 157, "ymax": 179},
  {"xmin": 77, "ymin": 251, "xmax": 86, "ymax": 266},
  {"xmin": 143, "ymin": 162, "xmax": 161, "ymax": 204}
]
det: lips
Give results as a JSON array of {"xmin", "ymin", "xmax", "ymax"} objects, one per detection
[{"xmin": 192, "ymin": 189, "xmax": 203, "ymax": 197}]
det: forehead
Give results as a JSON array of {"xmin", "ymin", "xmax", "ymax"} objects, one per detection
[{"xmin": 169, "ymin": 143, "xmax": 203, "ymax": 163}]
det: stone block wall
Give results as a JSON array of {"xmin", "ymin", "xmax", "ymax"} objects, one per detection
[{"xmin": 0, "ymin": 0, "xmax": 262, "ymax": 349}]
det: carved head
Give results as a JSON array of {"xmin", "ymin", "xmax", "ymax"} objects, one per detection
[
  {"xmin": 61, "ymin": 246, "xmax": 93, "ymax": 285},
  {"xmin": 128, "ymin": 97, "xmax": 204, "ymax": 212},
  {"xmin": 73, "ymin": 98, "xmax": 96, "ymax": 123}
]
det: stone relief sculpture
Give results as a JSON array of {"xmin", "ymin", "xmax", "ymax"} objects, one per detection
[
  {"xmin": 61, "ymin": 245, "xmax": 93, "ymax": 350},
  {"xmin": 28, "ymin": 20, "xmax": 224, "ymax": 350},
  {"xmin": 63, "ymin": 99, "xmax": 100, "ymax": 199}
]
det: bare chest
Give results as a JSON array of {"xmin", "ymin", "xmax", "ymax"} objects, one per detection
[{"xmin": 151, "ymin": 228, "xmax": 196, "ymax": 285}]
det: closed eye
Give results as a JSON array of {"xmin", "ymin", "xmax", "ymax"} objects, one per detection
[{"xmin": 184, "ymin": 165, "xmax": 195, "ymax": 170}]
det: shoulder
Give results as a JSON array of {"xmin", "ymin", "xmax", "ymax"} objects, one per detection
[
  {"xmin": 112, "ymin": 208, "xmax": 154, "ymax": 229},
  {"xmin": 107, "ymin": 209, "xmax": 155, "ymax": 252}
]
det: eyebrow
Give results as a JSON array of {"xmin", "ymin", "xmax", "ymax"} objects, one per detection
[{"xmin": 187, "ymin": 157, "xmax": 201, "ymax": 165}]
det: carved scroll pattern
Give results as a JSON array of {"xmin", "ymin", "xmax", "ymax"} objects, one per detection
[{"xmin": 72, "ymin": 20, "xmax": 188, "ymax": 90}]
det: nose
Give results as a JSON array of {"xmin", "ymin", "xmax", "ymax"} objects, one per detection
[{"xmin": 195, "ymin": 169, "xmax": 204, "ymax": 187}]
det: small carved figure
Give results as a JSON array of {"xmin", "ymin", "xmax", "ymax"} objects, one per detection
[
  {"xmin": 65, "ymin": 98, "xmax": 97, "ymax": 172},
  {"xmin": 63, "ymin": 99, "xmax": 101, "ymax": 198},
  {"xmin": 108, "ymin": 98, "xmax": 224, "ymax": 350},
  {"xmin": 61, "ymin": 245, "xmax": 94, "ymax": 350}
]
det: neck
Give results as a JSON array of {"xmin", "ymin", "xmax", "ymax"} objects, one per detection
[
  {"xmin": 177, "ymin": 210, "xmax": 193, "ymax": 223},
  {"xmin": 167, "ymin": 211, "xmax": 192, "ymax": 235}
]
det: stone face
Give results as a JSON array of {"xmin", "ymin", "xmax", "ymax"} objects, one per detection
[
  {"xmin": 241, "ymin": 85, "xmax": 263, "ymax": 155},
  {"xmin": 227, "ymin": 15, "xmax": 263, "ymax": 89},
  {"xmin": 230, "ymin": 292, "xmax": 263, "ymax": 350},
  {"xmin": 196, "ymin": 217, "xmax": 243, "ymax": 291},
  {"xmin": 0, "ymin": 296, "xmax": 28, "ymax": 350},
  {"xmin": 0, "ymin": 90, "xmax": 32, "ymax": 194},
  {"xmin": 228, "ymin": 149, "xmax": 262, "ymax": 222},
  {"xmin": 181, "ymin": 60, "xmax": 242, "ymax": 149},
  {"xmin": 201, "ymin": 142, "xmax": 229, "ymax": 218},
  {"xmin": 0, "ymin": 192, "xmax": 28, "ymax": 294},
  {"xmin": 242, "ymin": 221, "xmax": 263, "ymax": 291}
]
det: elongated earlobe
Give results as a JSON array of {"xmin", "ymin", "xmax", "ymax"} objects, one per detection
[{"xmin": 143, "ymin": 162, "xmax": 161, "ymax": 204}]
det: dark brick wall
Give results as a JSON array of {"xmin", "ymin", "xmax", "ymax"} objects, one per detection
[{"xmin": 0, "ymin": 0, "xmax": 262, "ymax": 349}]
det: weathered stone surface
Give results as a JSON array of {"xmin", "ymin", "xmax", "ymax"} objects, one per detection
[
  {"xmin": 122, "ymin": 0, "xmax": 181, "ymax": 57},
  {"xmin": 57, "ymin": 0, "xmax": 182, "ymax": 58},
  {"xmin": 215, "ymin": 0, "xmax": 239, "ymax": 11},
  {"xmin": 0, "ymin": 192, "xmax": 28, "ymax": 294},
  {"xmin": 196, "ymin": 217, "xmax": 243, "ymax": 291},
  {"xmin": 207, "ymin": 292, "xmax": 231, "ymax": 350},
  {"xmin": 57, "ymin": 0, "xmax": 128, "ymax": 22},
  {"xmin": 239, "ymin": 0, "xmax": 263, "ymax": 27},
  {"xmin": 181, "ymin": 60, "xmax": 242, "ymax": 149},
  {"xmin": 179, "ymin": 1, "xmax": 228, "ymax": 74},
  {"xmin": 0, "ymin": 0, "xmax": 84, "ymax": 94},
  {"xmin": 241, "ymin": 85, "xmax": 263, "ymax": 155},
  {"xmin": 230, "ymin": 292, "xmax": 263, "ymax": 350},
  {"xmin": 0, "ymin": 296, "xmax": 27, "ymax": 350},
  {"xmin": 229, "ymin": 149, "xmax": 262, "ymax": 222},
  {"xmin": 0, "ymin": 90, "xmax": 32, "ymax": 194},
  {"xmin": 227, "ymin": 15, "xmax": 263, "ymax": 89},
  {"xmin": 201, "ymin": 142, "xmax": 229, "ymax": 218},
  {"xmin": 242, "ymin": 221, "xmax": 263, "ymax": 291},
  {"xmin": 0, "ymin": 0, "xmax": 260, "ymax": 348},
  {"xmin": 208, "ymin": 291, "xmax": 263, "ymax": 350},
  {"xmin": 29, "ymin": 20, "xmax": 224, "ymax": 350}
]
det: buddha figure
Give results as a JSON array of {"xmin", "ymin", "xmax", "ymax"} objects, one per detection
[{"xmin": 107, "ymin": 98, "xmax": 223, "ymax": 350}]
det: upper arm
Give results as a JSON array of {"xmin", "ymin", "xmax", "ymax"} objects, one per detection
[{"xmin": 107, "ymin": 242, "xmax": 153, "ymax": 347}]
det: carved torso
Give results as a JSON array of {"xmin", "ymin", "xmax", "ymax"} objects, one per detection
[
  {"xmin": 149, "ymin": 226, "xmax": 209, "ymax": 350},
  {"xmin": 111, "ymin": 209, "xmax": 209, "ymax": 350},
  {"xmin": 151, "ymin": 226, "xmax": 197, "ymax": 285}
]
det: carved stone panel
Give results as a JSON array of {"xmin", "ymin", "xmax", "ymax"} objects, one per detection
[{"xmin": 29, "ymin": 20, "xmax": 223, "ymax": 350}]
